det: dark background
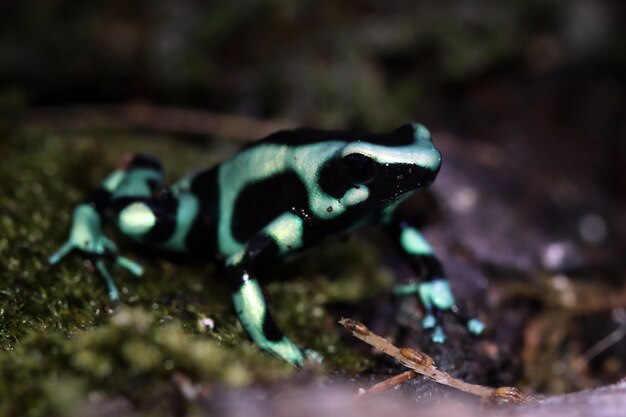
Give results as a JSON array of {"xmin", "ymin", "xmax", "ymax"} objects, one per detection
[{"xmin": 1, "ymin": 1, "xmax": 624, "ymax": 134}]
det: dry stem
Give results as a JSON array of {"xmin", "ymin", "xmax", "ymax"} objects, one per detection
[{"xmin": 340, "ymin": 318, "xmax": 533, "ymax": 404}]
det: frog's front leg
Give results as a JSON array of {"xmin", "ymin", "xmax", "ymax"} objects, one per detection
[
  {"xmin": 383, "ymin": 215, "xmax": 484, "ymax": 343},
  {"xmin": 223, "ymin": 213, "xmax": 318, "ymax": 366}
]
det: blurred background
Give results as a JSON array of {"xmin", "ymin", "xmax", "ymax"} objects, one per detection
[
  {"xmin": 3, "ymin": 0, "xmax": 625, "ymax": 282},
  {"xmin": 0, "ymin": 1, "xmax": 623, "ymax": 131},
  {"xmin": 1, "ymin": 0, "xmax": 626, "ymax": 413}
]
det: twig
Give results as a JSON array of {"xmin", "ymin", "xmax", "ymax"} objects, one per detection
[
  {"xmin": 340, "ymin": 318, "xmax": 533, "ymax": 404},
  {"xmin": 21, "ymin": 102, "xmax": 297, "ymax": 141},
  {"xmin": 498, "ymin": 280, "xmax": 626, "ymax": 315},
  {"xmin": 572, "ymin": 310, "xmax": 626, "ymax": 372},
  {"xmin": 357, "ymin": 370, "xmax": 418, "ymax": 397}
]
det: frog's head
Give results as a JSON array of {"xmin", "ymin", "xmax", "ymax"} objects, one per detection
[{"xmin": 323, "ymin": 123, "xmax": 441, "ymax": 206}]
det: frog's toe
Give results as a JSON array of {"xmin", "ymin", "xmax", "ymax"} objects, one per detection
[
  {"xmin": 422, "ymin": 314, "xmax": 436, "ymax": 329},
  {"xmin": 302, "ymin": 348, "xmax": 324, "ymax": 364},
  {"xmin": 430, "ymin": 325, "xmax": 446, "ymax": 344},
  {"xmin": 48, "ymin": 241, "xmax": 75, "ymax": 264},
  {"xmin": 115, "ymin": 256, "xmax": 144, "ymax": 277},
  {"xmin": 93, "ymin": 259, "xmax": 121, "ymax": 301},
  {"xmin": 108, "ymin": 289, "xmax": 120, "ymax": 301},
  {"xmin": 422, "ymin": 313, "xmax": 446, "ymax": 343},
  {"xmin": 467, "ymin": 318, "xmax": 485, "ymax": 335}
]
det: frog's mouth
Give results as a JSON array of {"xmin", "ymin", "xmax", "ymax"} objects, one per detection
[{"xmin": 373, "ymin": 163, "xmax": 440, "ymax": 203}]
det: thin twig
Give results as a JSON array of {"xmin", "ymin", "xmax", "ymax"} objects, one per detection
[
  {"xmin": 573, "ymin": 311, "xmax": 626, "ymax": 372},
  {"xmin": 340, "ymin": 318, "xmax": 533, "ymax": 404},
  {"xmin": 499, "ymin": 280, "xmax": 626, "ymax": 315},
  {"xmin": 357, "ymin": 370, "xmax": 418, "ymax": 397},
  {"xmin": 22, "ymin": 102, "xmax": 297, "ymax": 141}
]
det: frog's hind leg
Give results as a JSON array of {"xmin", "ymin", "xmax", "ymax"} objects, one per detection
[
  {"xmin": 107, "ymin": 154, "xmax": 166, "ymax": 243},
  {"xmin": 110, "ymin": 154, "xmax": 165, "ymax": 200},
  {"xmin": 108, "ymin": 155, "xmax": 206, "ymax": 254}
]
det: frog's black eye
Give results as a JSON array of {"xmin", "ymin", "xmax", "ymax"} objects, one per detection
[{"xmin": 341, "ymin": 153, "xmax": 377, "ymax": 184}]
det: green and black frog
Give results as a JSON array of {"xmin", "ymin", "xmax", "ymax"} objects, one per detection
[{"xmin": 50, "ymin": 123, "xmax": 484, "ymax": 366}]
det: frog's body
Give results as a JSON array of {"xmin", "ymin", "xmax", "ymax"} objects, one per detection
[{"xmin": 50, "ymin": 123, "xmax": 483, "ymax": 365}]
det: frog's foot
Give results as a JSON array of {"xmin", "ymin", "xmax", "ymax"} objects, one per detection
[
  {"xmin": 302, "ymin": 348, "xmax": 324, "ymax": 365},
  {"xmin": 258, "ymin": 338, "xmax": 323, "ymax": 367},
  {"xmin": 49, "ymin": 233, "xmax": 143, "ymax": 301},
  {"xmin": 258, "ymin": 337, "xmax": 305, "ymax": 367},
  {"xmin": 394, "ymin": 279, "xmax": 484, "ymax": 343}
]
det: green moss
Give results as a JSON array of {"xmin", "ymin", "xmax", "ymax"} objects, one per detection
[
  {"xmin": 0, "ymin": 129, "xmax": 390, "ymax": 416},
  {"xmin": 0, "ymin": 307, "xmax": 293, "ymax": 416}
]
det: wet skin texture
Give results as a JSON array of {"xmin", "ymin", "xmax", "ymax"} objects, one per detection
[{"xmin": 50, "ymin": 123, "xmax": 484, "ymax": 366}]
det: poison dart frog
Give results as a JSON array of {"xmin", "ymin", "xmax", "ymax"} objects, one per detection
[{"xmin": 49, "ymin": 123, "xmax": 484, "ymax": 366}]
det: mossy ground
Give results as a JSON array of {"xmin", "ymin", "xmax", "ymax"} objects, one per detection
[{"xmin": 0, "ymin": 129, "xmax": 392, "ymax": 416}]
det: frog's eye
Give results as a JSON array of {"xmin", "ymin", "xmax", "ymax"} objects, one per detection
[{"xmin": 341, "ymin": 153, "xmax": 377, "ymax": 184}]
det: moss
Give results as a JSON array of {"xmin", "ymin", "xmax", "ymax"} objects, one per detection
[
  {"xmin": 0, "ymin": 128, "xmax": 390, "ymax": 416},
  {"xmin": 0, "ymin": 307, "xmax": 294, "ymax": 416}
]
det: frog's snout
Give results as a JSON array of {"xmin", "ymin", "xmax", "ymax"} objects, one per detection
[
  {"xmin": 410, "ymin": 122, "xmax": 432, "ymax": 143},
  {"xmin": 414, "ymin": 144, "xmax": 441, "ymax": 177}
]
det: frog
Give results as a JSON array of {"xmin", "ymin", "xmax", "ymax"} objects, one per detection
[{"xmin": 49, "ymin": 123, "xmax": 484, "ymax": 366}]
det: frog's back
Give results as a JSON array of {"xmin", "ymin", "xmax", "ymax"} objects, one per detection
[{"xmin": 214, "ymin": 132, "xmax": 343, "ymax": 257}]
